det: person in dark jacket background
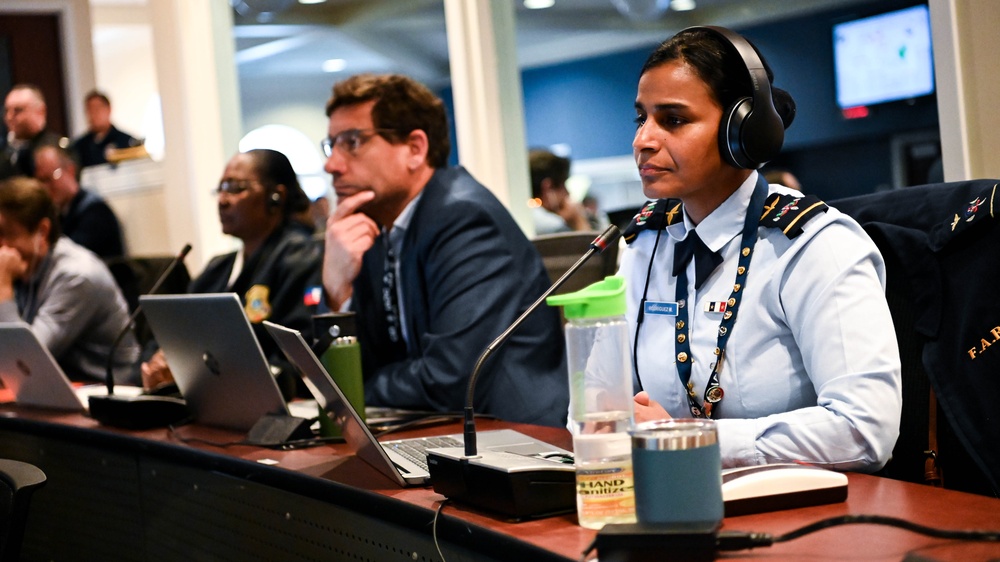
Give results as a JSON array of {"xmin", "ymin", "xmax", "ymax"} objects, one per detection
[{"xmin": 141, "ymin": 149, "xmax": 322, "ymax": 397}]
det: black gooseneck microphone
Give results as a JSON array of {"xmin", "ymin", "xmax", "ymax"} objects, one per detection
[
  {"xmin": 103, "ymin": 243, "xmax": 192, "ymax": 395},
  {"xmin": 463, "ymin": 224, "xmax": 622, "ymax": 457},
  {"xmin": 427, "ymin": 225, "xmax": 622, "ymax": 518},
  {"xmin": 89, "ymin": 244, "xmax": 193, "ymax": 429}
]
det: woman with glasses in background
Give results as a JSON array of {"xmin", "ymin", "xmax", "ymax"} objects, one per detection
[{"xmin": 141, "ymin": 149, "xmax": 322, "ymax": 397}]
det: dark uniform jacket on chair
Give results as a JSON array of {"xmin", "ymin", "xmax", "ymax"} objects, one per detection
[
  {"xmin": 351, "ymin": 167, "xmax": 569, "ymax": 428},
  {"xmin": 833, "ymin": 180, "xmax": 1000, "ymax": 496}
]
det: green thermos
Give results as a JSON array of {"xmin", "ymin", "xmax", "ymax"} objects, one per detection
[
  {"xmin": 312, "ymin": 313, "xmax": 366, "ymax": 431},
  {"xmin": 320, "ymin": 335, "xmax": 365, "ymax": 422}
]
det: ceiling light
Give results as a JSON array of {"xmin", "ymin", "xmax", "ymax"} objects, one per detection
[
  {"xmin": 299, "ymin": 0, "xmax": 327, "ymax": 4},
  {"xmin": 322, "ymin": 58, "xmax": 347, "ymax": 73},
  {"xmin": 610, "ymin": 0, "xmax": 670, "ymax": 20},
  {"xmin": 670, "ymin": 0, "xmax": 695, "ymax": 11},
  {"xmin": 524, "ymin": 0, "xmax": 555, "ymax": 9}
]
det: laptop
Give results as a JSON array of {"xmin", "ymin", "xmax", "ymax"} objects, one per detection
[
  {"xmin": 141, "ymin": 293, "xmax": 290, "ymax": 431},
  {"xmin": 263, "ymin": 321, "xmax": 575, "ymax": 487},
  {"xmin": 0, "ymin": 323, "xmax": 142, "ymax": 410}
]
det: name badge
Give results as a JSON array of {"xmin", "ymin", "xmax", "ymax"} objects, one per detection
[{"xmin": 644, "ymin": 301, "xmax": 678, "ymax": 316}]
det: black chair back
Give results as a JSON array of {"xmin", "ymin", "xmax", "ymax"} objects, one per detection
[
  {"xmin": 0, "ymin": 459, "xmax": 46, "ymax": 562},
  {"xmin": 531, "ymin": 231, "xmax": 619, "ymax": 295}
]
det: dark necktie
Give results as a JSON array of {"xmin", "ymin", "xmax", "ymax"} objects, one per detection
[
  {"xmin": 672, "ymin": 231, "xmax": 722, "ymax": 290},
  {"xmin": 382, "ymin": 244, "xmax": 404, "ymax": 347}
]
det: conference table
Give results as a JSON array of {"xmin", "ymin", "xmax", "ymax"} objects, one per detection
[{"xmin": 0, "ymin": 403, "xmax": 997, "ymax": 562}]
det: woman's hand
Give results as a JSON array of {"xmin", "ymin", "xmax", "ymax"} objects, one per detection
[
  {"xmin": 141, "ymin": 349, "xmax": 174, "ymax": 391},
  {"xmin": 634, "ymin": 391, "xmax": 672, "ymax": 424}
]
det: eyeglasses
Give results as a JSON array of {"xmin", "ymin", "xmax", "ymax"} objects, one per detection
[
  {"xmin": 215, "ymin": 179, "xmax": 261, "ymax": 196},
  {"xmin": 321, "ymin": 128, "xmax": 398, "ymax": 157}
]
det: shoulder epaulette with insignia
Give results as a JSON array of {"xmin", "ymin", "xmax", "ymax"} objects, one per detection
[
  {"xmin": 623, "ymin": 199, "xmax": 683, "ymax": 245},
  {"xmin": 759, "ymin": 193, "xmax": 828, "ymax": 239}
]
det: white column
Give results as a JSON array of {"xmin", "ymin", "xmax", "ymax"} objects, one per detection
[
  {"xmin": 930, "ymin": 0, "xmax": 1000, "ymax": 181},
  {"xmin": 443, "ymin": 0, "xmax": 533, "ymax": 235},
  {"xmin": 148, "ymin": 0, "xmax": 242, "ymax": 269}
]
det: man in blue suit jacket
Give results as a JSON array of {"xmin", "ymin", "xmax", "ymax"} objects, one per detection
[{"xmin": 320, "ymin": 74, "xmax": 568, "ymax": 427}]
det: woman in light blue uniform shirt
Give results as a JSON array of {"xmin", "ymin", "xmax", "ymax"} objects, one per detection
[{"xmin": 621, "ymin": 26, "xmax": 901, "ymax": 472}]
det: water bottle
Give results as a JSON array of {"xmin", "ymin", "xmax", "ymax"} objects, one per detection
[
  {"xmin": 312, "ymin": 313, "xmax": 365, "ymax": 433},
  {"xmin": 320, "ymin": 335, "xmax": 365, "ymax": 421},
  {"xmin": 547, "ymin": 276, "xmax": 636, "ymax": 529}
]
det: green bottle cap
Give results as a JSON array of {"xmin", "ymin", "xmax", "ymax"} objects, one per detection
[{"xmin": 546, "ymin": 276, "xmax": 626, "ymax": 319}]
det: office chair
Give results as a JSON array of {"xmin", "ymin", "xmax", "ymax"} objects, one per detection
[
  {"xmin": 0, "ymin": 459, "xmax": 46, "ymax": 562},
  {"xmin": 832, "ymin": 179, "xmax": 1000, "ymax": 497},
  {"xmin": 104, "ymin": 255, "xmax": 192, "ymax": 346},
  {"xmin": 531, "ymin": 230, "xmax": 619, "ymax": 295}
]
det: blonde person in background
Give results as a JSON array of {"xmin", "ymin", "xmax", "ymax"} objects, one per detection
[{"xmin": 0, "ymin": 177, "xmax": 138, "ymax": 383}]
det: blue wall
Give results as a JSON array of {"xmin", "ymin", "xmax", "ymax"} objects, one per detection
[
  {"xmin": 522, "ymin": 49, "xmax": 646, "ymax": 161},
  {"xmin": 516, "ymin": 0, "xmax": 937, "ymax": 201}
]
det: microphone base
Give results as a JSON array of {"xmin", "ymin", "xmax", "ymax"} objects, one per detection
[
  {"xmin": 426, "ymin": 448, "xmax": 575, "ymax": 519},
  {"xmin": 89, "ymin": 394, "xmax": 190, "ymax": 429},
  {"xmin": 245, "ymin": 414, "xmax": 314, "ymax": 446}
]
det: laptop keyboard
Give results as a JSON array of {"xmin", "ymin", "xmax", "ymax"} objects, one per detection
[{"xmin": 386, "ymin": 436, "xmax": 463, "ymax": 471}]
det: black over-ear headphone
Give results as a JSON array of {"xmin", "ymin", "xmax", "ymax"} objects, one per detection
[{"xmin": 687, "ymin": 26, "xmax": 785, "ymax": 170}]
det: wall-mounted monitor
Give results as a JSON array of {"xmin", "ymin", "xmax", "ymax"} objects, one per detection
[{"xmin": 833, "ymin": 4, "xmax": 934, "ymax": 110}]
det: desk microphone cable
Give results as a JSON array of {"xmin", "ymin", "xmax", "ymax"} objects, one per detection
[{"xmin": 582, "ymin": 515, "xmax": 1000, "ymax": 561}]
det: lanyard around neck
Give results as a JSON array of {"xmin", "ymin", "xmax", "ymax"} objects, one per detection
[{"xmin": 673, "ymin": 176, "xmax": 768, "ymax": 419}]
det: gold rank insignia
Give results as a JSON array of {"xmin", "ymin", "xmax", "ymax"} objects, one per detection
[
  {"xmin": 759, "ymin": 193, "xmax": 829, "ymax": 239},
  {"xmin": 245, "ymin": 284, "xmax": 272, "ymax": 323}
]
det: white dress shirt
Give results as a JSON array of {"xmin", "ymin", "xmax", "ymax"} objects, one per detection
[{"xmin": 620, "ymin": 171, "xmax": 902, "ymax": 472}]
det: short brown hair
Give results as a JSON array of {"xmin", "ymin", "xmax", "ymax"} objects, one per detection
[
  {"xmin": 325, "ymin": 74, "xmax": 450, "ymax": 168},
  {"xmin": 0, "ymin": 177, "xmax": 61, "ymax": 244},
  {"xmin": 529, "ymin": 149, "xmax": 570, "ymax": 199}
]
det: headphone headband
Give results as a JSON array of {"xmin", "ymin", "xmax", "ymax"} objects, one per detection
[{"xmin": 682, "ymin": 25, "xmax": 785, "ymax": 169}]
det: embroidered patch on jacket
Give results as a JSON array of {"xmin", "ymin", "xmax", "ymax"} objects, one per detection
[{"xmin": 950, "ymin": 184, "xmax": 998, "ymax": 232}]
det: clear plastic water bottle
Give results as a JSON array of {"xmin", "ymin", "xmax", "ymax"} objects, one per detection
[{"xmin": 547, "ymin": 276, "xmax": 636, "ymax": 529}]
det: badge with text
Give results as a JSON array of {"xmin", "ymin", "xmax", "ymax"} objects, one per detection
[{"xmin": 644, "ymin": 301, "xmax": 678, "ymax": 316}]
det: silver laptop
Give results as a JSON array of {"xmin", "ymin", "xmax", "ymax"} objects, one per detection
[
  {"xmin": 263, "ymin": 321, "xmax": 575, "ymax": 487},
  {"xmin": 141, "ymin": 293, "xmax": 289, "ymax": 431},
  {"xmin": 0, "ymin": 323, "xmax": 132, "ymax": 411}
]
